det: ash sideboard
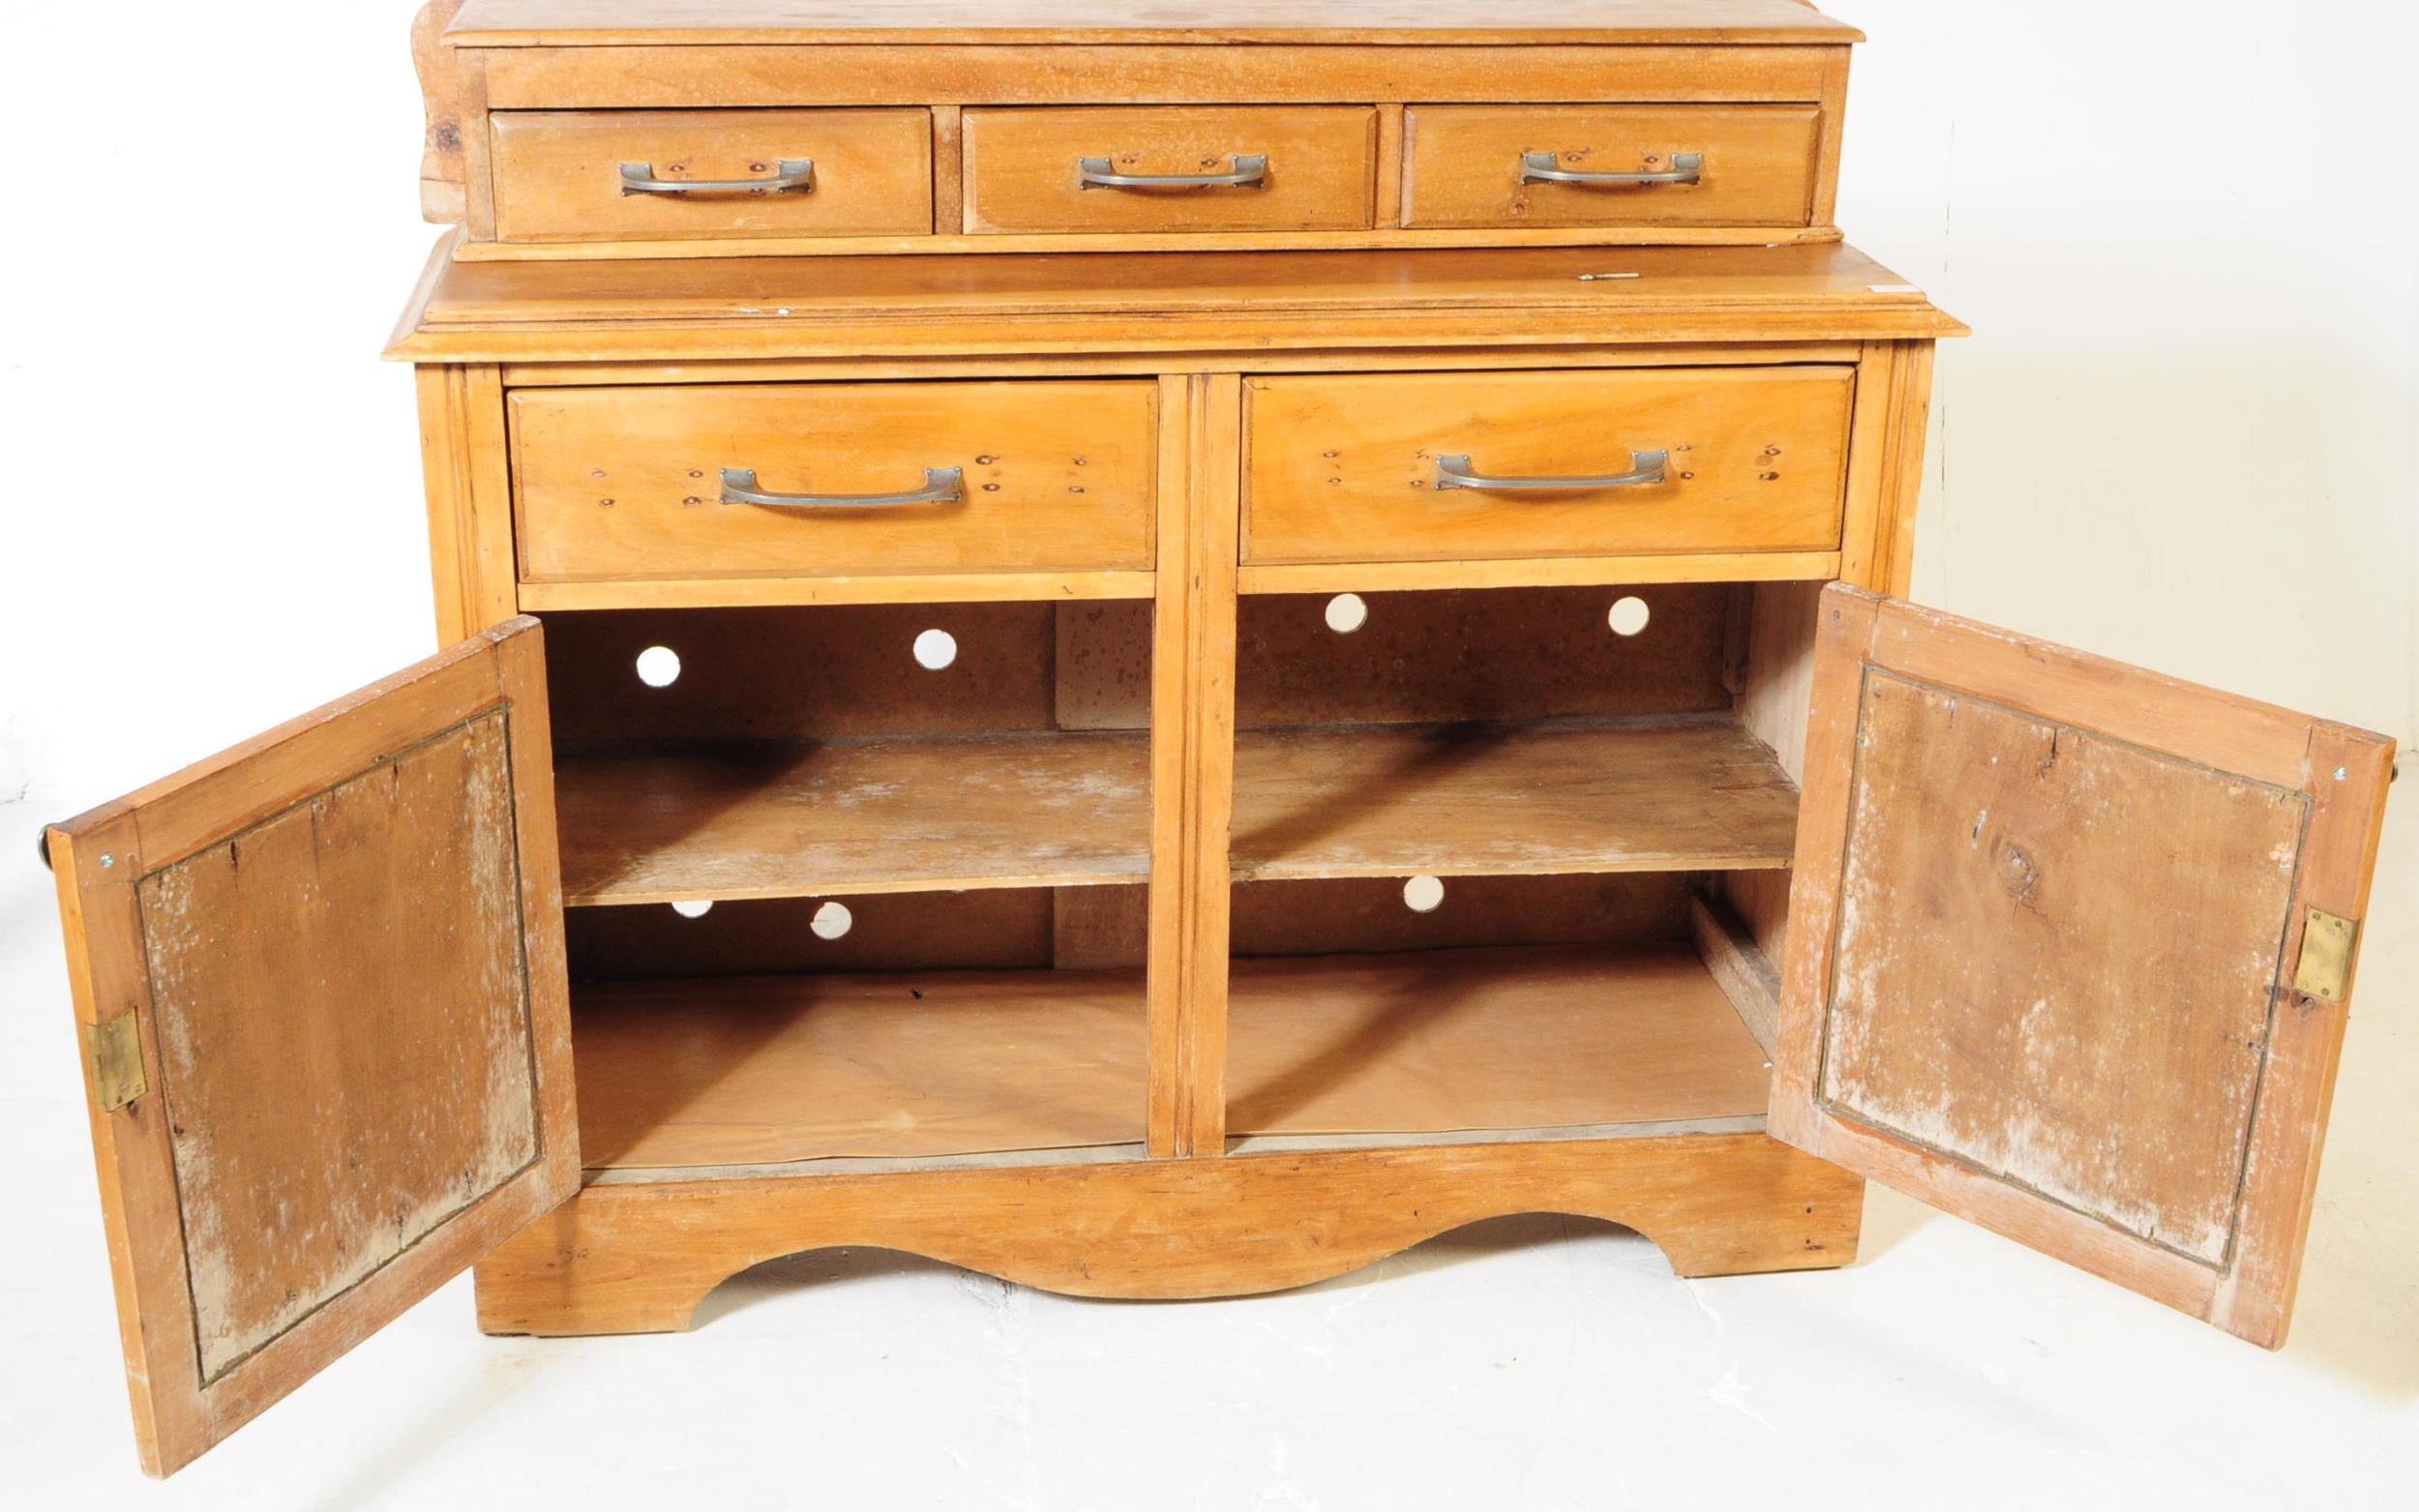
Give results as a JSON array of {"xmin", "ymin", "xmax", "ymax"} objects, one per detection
[{"xmin": 45, "ymin": 0, "xmax": 2399, "ymax": 1482}]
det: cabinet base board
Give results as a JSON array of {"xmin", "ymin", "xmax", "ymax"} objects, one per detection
[{"xmin": 471, "ymin": 1132, "xmax": 1862, "ymax": 1337}]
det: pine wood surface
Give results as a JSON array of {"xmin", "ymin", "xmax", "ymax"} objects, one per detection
[
  {"xmin": 1770, "ymin": 586, "xmax": 2398, "ymax": 1347},
  {"xmin": 45, "ymin": 622, "xmax": 578, "ymax": 1476},
  {"xmin": 1242, "ymin": 365, "xmax": 1854, "ymax": 564},
  {"xmin": 491, "ymin": 107, "xmax": 934, "ymax": 242},
  {"xmin": 1229, "ymin": 716, "xmax": 1799, "ymax": 880},
  {"xmin": 508, "ymin": 378, "xmax": 1158, "ymax": 582},
  {"xmin": 554, "ymin": 732, "xmax": 1151, "ymax": 904},
  {"xmin": 389, "ymin": 242, "xmax": 1965, "ymax": 363},
  {"xmin": 471, "ymin": 1130, "xmax": 1861, "ymax": 1335},
  {"xmin": 569, "ymin": 942, "xmax": 1772, "ymax": 1170},
  {"xmin": 1402, "ymin": 104, "xmax": 1822, "ymax": 229},
  {"xmin": 442, "ymin": 0, "xmax": 1867, "ymax": 47},
  {"xmin": 964, "ymin": 106, "xmax": 1377, "ymax": 234}
]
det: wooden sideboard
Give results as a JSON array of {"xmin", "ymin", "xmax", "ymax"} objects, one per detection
[{"xmin": 46, "ymin": 1, "xmax": 2397, "ymax": 1481}]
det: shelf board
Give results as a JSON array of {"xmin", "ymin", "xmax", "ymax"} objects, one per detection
[
  {"xmin": 1231, "ymin": 714, "xmax": 1799, "ymax": 881},
  {"xmin": 1228, "ymin": 945, "xmax": 1772, "ymax": 1141},
  {"xmin": 574, "ymin": 968, "xmax": 1149, "ymax": 1170},
  {"xmin": 556, "ymin": 731, "xmax": 1150, "ymax": 905},
  {"xmin": 570, "ymin": 942, "xmax": 1771, "ymax": 1171}
]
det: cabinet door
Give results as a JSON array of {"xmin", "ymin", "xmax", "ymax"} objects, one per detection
[
  {"xmin": 45, "ymin": 618, "xmax": 576, "ymax": 1475},
  {"xmin": 1771, "ymin": 585, "xmax": 2394, "ymax": 1347}
]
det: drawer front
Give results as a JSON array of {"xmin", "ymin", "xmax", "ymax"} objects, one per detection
[
  {"xmin": 1244, "ymin": 368, "xmax": 1854, "ymax": 565},
  {"xmin": 1402, "ymin": 105, "xmax": 1820, "ymax": 228},
  {"xmin": 512, "ymin": 382, "xmax": 1158, "ymax": 580},
  {"xmin": 491, "ymin": 108, "xmax": 933, "ymax": 242},
  {"xmin": 964, "ymin": 106, "xmax": 1376, "ymax": 235}
]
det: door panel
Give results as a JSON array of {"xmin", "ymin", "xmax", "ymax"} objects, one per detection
[
  {"xmin": 1772, "ymin": 585, "xmax": 2394, "ymax": 1347},
  {"xmin": 47, "ymin": 618, "xmax": 575, "ymax": 1475}
]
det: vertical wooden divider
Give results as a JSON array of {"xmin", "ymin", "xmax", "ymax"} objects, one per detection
[
  {"xmin": 1146, "ymin": 373, "xmax": 1241, "ymax": 1158},
  {"xmin": 415, "ymin": 364, "xmax": 521, "ymax": 643}
]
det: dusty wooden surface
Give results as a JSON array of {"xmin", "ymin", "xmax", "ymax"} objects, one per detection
[{"xmin": 1771, "ymin": 585, "xmax": 2398, "ymax": 1347}]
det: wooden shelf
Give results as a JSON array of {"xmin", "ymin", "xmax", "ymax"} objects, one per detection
[
  {"xmin": 1227, "ymin": 945, "xmax": 1772, "ymax": 1143},
  {"xmin": 1230, "ymin": 714, "xmax": 1799, "ymax": 881},
  {"xmin": 556, "ymin": 731, "xmax": 1150, "ymax": 905},
  {"xmin": 571, "ymin": 944, "xmax": 1767, "ymax": 1171},
  {"xmin": 576, "ymin": 967, "xmax": 1148, "ymax": 1169}
]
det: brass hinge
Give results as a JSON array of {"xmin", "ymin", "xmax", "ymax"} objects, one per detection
[
  {"xmin": 85, "ymin": 1015, "xmax": 146, "ymax": 1112},
  {"xmin": 2291, "ymin": 908, "xmax": 2359, "ymax": 1004}
]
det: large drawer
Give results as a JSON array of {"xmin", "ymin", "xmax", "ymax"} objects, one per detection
[
  {"xmin": 490, "ymin": 108, "xmax": 934, "ymax": 242},
  {"xmin": 963, "ymin": 106, "xmax": 1376, "ymax": 235},
  {"xmin": 1402, "ymin": 105, "xmax": 1822, "ymax": 229},
  {"xmin": 1243, "ymin": 368, "xmax": 1854, "ymax": 565},
  {"xmin": 511, "ymin": 381, "xmax": 1159, "ymax": 581}
]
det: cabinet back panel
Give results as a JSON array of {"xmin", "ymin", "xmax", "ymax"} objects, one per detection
[
  {"xmin": 543, "ymin": 604, "xmax": 1070, "ymax": 745},
  {"xmin": 1233, "ymin": 873, "xmax": 1695, "ymax": 959},
  {"xmin": 1233, "ymin": 584, "xmax": 1732, "ymax": 727},
  {"xmin": 567, "ymin": 887, "xmax": 1066, "ymax": 979}
]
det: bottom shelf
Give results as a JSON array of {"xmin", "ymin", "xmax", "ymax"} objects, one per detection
[{"xmin": 574, "ymin": 943, "xmax": 1772, "ymax": 1171}]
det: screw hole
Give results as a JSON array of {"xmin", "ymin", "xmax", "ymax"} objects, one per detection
[
  {"xmin": 912, "ymin": 629, "xmax": 959, "ymax": 670},
  {"xmin": 635, "ymin": 645, "xmax": 682, "ymax": 687},
  {"xmin": 811, "ymin": 901, "xmax": 854, "ymax": 939}
]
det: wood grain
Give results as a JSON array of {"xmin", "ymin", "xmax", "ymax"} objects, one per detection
[
  {"xmin": 491, "ymin": 108, "xmax": 933, "ymax": 242},
  {"xmin": 1771, "ymin": 585, "xmax": 2400, "ymax": 1346},
  {"xmin": 391, "ymin": 242, "xmax": 1966, "ymax": 367},
  {"xmin": 1403, "ymin": 104, "xmax": 1820, "ymax": 228},
  {"xmin": 1227, "ymin": 945, "xmax": 1771, "ymax": 1137},
  {"xmin": 964, "ymin": 106, "xmax": 1376, "ymax": 235},
  {"xmin": 1242, "ymin": 367, "xmax": 1854, "ymax": 564},
  {"xmin": 508, "ymin": 379, "xmax": 1157, "ymax": 582},
  {"xmin": 471, "ymin": 1131, "xmax": 1861, "ymax": 1335},
  {"xmin": 45, "ymin": 621, "xmax": 576, "ymax": 1475},
  {"xmin": 574, "ymin": 968, "xmax": 1149, "ymax": 1167},
  {"xmin": 444, "ymin": 0, "xmax": 1867, "ymax": 46},
  {"xmin": 554, "ymin": 733, "xmax": 1150, "ymax": 904},
  {"xmin": 1230, "ymin": 716, "xmax": 1799, "ymax": 881},
  {"xmin": 1146, "ymin": 373, "xmax": 1242, "ymax": 1157}
]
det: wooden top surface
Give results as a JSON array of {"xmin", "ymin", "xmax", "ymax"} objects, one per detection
[
  {"xmin": 393, "ymin": 241, "xmax": 1958, "ymax": 359},
  {"xmin": 444, "ymin": 0, "xmax": 1864, "ymax": 47}
]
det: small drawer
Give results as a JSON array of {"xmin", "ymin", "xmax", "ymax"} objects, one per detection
[
  {"xmin": 963, "ymin": 106, "xmax": 1376, "ymax": 235},
  {"xmin": 1402, "ymin": 105, "xmax": 1821, "ymax": 228},
  {"xmin": 511, "ymin": 381, "xmax": 1158, "ymax": 581},
  {"xmin": 1243, "ymin": 368, "xmax": 1853, "ymax": 565},
  {"xmin": 490, "ymin": 108, "xmax": 933, "ymax": 242}
]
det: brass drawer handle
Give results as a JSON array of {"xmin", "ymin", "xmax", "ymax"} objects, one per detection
[
  {"xmin": 1518, "ymin": 151, "xmax": 1703, "ymax": 187},
  {"xmin": 1434, "ymin": 450, "xmax": 1670, "ymax": 491},
  {"xmin": 1076, "ymin": 154, "xmax": 1269, "ymax": 191},
  {"xmin": 620, "ymin": 159, "xmax": 816, "ymax": 195},
  {"xmin": 720, "ymin": 466, "xmax": 964, "ymax": 509}
]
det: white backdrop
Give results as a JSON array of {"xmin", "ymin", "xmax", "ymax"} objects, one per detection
[{"xmin": 2, "ymin": 0, "xmax": 2413, "ymax": 814}]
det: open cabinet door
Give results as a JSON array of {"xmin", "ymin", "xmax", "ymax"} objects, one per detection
[
  {"xmin": 46, "ymin": 618, "xmax": 576, "ymax": 1476},
  {"xmin": 1771, "ymin": 585, "xmax": 2394, "ymax": 1348}
]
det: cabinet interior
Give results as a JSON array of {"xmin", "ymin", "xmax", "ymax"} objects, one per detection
[{"xmin": 546, "ymin": 580, "xmax": 1818, "ymax": 1174}]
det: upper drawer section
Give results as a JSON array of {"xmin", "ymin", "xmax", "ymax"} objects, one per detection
[
  {"xmin": 511, "ymin": 381, "xmax": 1158, "ymax": 581},
  {"xmin": 427, "ymin": 3, "xmax": 1861, "ymax": 258},
  {"xmin": 1403, "ymin": 105, "xmax": 1822, "ymax": 229},
  {"xmin": 963, "ymin": 107, "xmax": 1377, "ymax": 235},
  {"xmin": 490, "ymin": 108, "xmax": 934, "ymax": 242},
  {"xmin": 1243, "ymin": 368, "xmax": 1854, "ymax": 566}
]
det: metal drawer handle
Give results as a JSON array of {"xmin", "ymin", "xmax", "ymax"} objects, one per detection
[
  {"xmin": 720, "ymin": 466, "xmax": 964, "ymax": 509},
  {"xmin": 1077, "ymin": 154, "xmax": 1269, "ymax": 190},
  {"xmin": 1518, "ymin": 151, "xmax": 1703, "ymax": 187},
  {"xmin": 620, "ymin": 159, "xmax": 816, "ymax": 195},
  {"xmin": 1434, "ymin": 450, "xmax": 1670, "ymax": 491}
]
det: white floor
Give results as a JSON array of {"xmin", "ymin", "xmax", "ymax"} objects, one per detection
[{"xmin": 3, "ymin": 795, "xmax": 2413, "ymax": 1511}]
